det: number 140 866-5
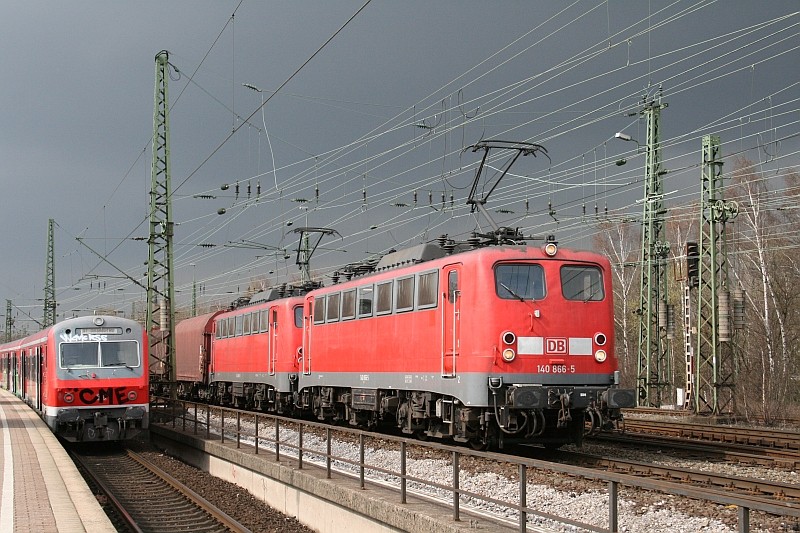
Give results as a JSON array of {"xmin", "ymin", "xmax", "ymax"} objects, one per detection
[{"xmin": 536, "ymin": 364, "xmax": 575, "ymax": 374}]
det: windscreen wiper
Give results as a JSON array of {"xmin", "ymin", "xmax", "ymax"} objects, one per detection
[{"xmin": 500, "ymin": 282, "xmax": 525, "ymax": 302}]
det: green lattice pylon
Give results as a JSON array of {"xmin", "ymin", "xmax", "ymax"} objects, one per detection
[
  {"xmin": 43, "ymin": 219, "xmax": 56, "ymax": 327},
  {"xmin": 636, "ymin": 92, "xmax": 671, "ymax": 407},
  {"xmin": 146, "ymin": 50, "xmax": 176, "ymax": 395},
  {"xmin": 693, "ymin": 135, "xmax": 737, "ymax": 414}
]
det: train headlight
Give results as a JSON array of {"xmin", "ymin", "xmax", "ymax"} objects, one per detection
[
  {"xmin": 502, "ymin": 348, "xmax": 516, "ymax": 362},
  {"xmin": 544, "ymin": 242, "xmax": 558, "ymax": 256},
  {"xmin": 594, "ymin": 349, "xmax": 607, "ymax": 363},
  {"xmin": 594, "ymin": 332, "xmax": 607, "ymax": 346},
  {"xmin": 127, "ymin": 390, "xmax": 138, "ymax": 402},
  {"xmin": 93, "ymin": 316, "xmax": 105, "ymax": 326},
  {"xmin": 501, "ymin": 331, "xmax": 516, "ymax": 345},
  {"xmin": 63, "ymin": 392, "xmax": 74, "ymax": 403}
]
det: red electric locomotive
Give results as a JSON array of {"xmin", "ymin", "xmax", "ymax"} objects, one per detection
[
  {"xmin": 175, "ymin": 289, "xmax": 305, "ymax": 413},
  {"xmin": 0, "ymin": 315, "xmax": 149, "ymax": 442},
  {"xmin": 173, "ymin": 239, "xmax": 635, "ymax": 449},
  {"xmin": 298, "ymin": 239, "xmax": 635, "ymax": 448}
]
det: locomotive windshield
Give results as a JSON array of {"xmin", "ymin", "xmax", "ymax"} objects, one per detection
[
  {"xmin": 561, "ymin": 265, "xmax": 604, "ymax": 301},
  {"xmin": 495, "ymin": 264, "xmax": 545, "ymax": 300},
  {"xmin": 60, "ymin": 341, "xmax": 140, "ymax": 368}
]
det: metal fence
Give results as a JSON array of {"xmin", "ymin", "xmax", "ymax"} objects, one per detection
[{"xmin": 153, "ymin": 399, "xmax": 798, "ymax": 533}]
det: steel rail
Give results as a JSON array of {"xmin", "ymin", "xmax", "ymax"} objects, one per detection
[
  {"xmin": 620, "ymin": 418, "xmax": 800, "ymax": 450},
  {"xmin": 555, "ymin": 450, "xmax": 800, "ymax": 503},
  {"xmin": 71, "ymin": 446, "xmax": 252, "ymax": 533}
]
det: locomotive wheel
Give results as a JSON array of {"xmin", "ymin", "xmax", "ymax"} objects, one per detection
[
  {"xmin": 468, "ymin": 438, "xmax": 488, "ymax": 451},
  {"xmin": 468, "ymin": 426, "xmax": 498, "ymax": 451}
]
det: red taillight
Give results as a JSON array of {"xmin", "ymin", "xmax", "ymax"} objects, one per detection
[
  {"xmin": 127, "ymin": 390, "xmax": 138, "ymax": 402},
  {"xmin": 63, "ymin": 392, "xmax": 74, "ymax": 403}
]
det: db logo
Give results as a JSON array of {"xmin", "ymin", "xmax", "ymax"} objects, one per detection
[{"xmin": 545, "ymin": 338, "xmax": 567, "ymax": 354}]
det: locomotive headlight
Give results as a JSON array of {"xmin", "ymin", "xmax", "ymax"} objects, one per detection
[
  {"xmin": 544, "ymin": 242, "xmax": 558, "ymax": 256},
  {"xmin": 594, "ymin": 332, "xmax": 607, "ymax": 346},
  {"xmin": 594, "ymin": 349, "xmax": 607, "ymax": 363},
  {"xmin": 127, "ymin": 390, "xmax": 138, "ymax": 402},
  {"xmin": 93, "ymin": 316, "xmax": 105, "ymax": 326},
  {"xmin": 502, "ymin": 331, "xmax": 516, "ymax": 345},
  {"xmin": 63, "ymin": 392, "xmax": 74, "ymax": 403},
  {"xmin": 502, "ymin": 348, "xmax": 516, "ymax": 362}
]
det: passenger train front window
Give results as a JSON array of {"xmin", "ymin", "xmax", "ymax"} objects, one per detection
[
  {"xmin": 60, "ymin": 341, "xmax": 140, "ymax": 368},
  {"xmin": 61, "ymin": 343, "xmax": 97, "ymax": 367},
  {"xmin": 495, "ymin": 264, "xmax": 545, "ymax": 300},
  {"xmin": 101, "ymin": 342, "xmax": 140, "ymax": 367}
]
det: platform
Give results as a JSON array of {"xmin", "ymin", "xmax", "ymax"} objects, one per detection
[{"xmin": 0, "ymin": 388, "xmax": 115, "ymax": 532}]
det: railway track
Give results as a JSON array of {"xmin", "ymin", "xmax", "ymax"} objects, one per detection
[
  {"xmin": 620, "ymin": 418, "xmax": 800, "ymax": 450},
  {"xmin": 592, "ymin": 418, "xmax": 800, "ymax": 470},
  {"xmin": 553, "ymin": 450, "xmax": 800, "ymax": 505},
  {"xmin": 624, "ymin": 408, "xmax": 800, "ymax": 427},
  {"xmin": 70, "ymin": 446, "xmax": 251, "ymax": 533}
]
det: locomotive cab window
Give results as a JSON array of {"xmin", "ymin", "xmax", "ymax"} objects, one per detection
[
  {"xmin": 294, "ymin": 306, "xmax": 303, "ymax": 328},
  {"xmin": 395, "ymin": 276, "xmax": 414, "ymax": 313},
  {"xmin": 376, "ymin": 281, "xmax": 393, "ymax": 315},
  {"xmin": 417, "ymin": 271, "xmax": 438, "ymax": 309},
  {"xmin": 260, "ymin": 309, "xmax": 269, "ymax": 332},
  {"xmin": 313, "ymin": 298, "xmax": 325, "ymax": 324},
  {"xmin": 561, "ymin": 265, "xmax": 604, "ymax": 301},
  {"xmin": 358, "ymin": 286, "xmax": 374, "ymax": 317},
  {"xmin": 327, "ymin": 293, "xmax": 341, "ymax": 322},
  {"xmin": 341, "ymin": 289, "xmax": 356, "ymax": 320},
  {"xmin": 495, "ymin": 264, "xmax": 545, "ymax": 300},
  {"xmin": 448, "ymin": 270, "xmax": 459, "ymax": 303}
]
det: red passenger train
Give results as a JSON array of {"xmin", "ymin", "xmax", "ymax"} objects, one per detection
[
  {"xmin": 0, "ymin": 315, "xmax": 149, "ymax": 442},
  {"xmin": 175, "ymin": 238, "xmax": 635, "ymax": 449}
]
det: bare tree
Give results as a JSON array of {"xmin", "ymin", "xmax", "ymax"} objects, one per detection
[
  {"xmin": 728, "ymin": 157, "xmax": 798, "ymax": 422},
  {"xmin": 594, "ymin": 219, "xmax": 640, "ymax": 387}
]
